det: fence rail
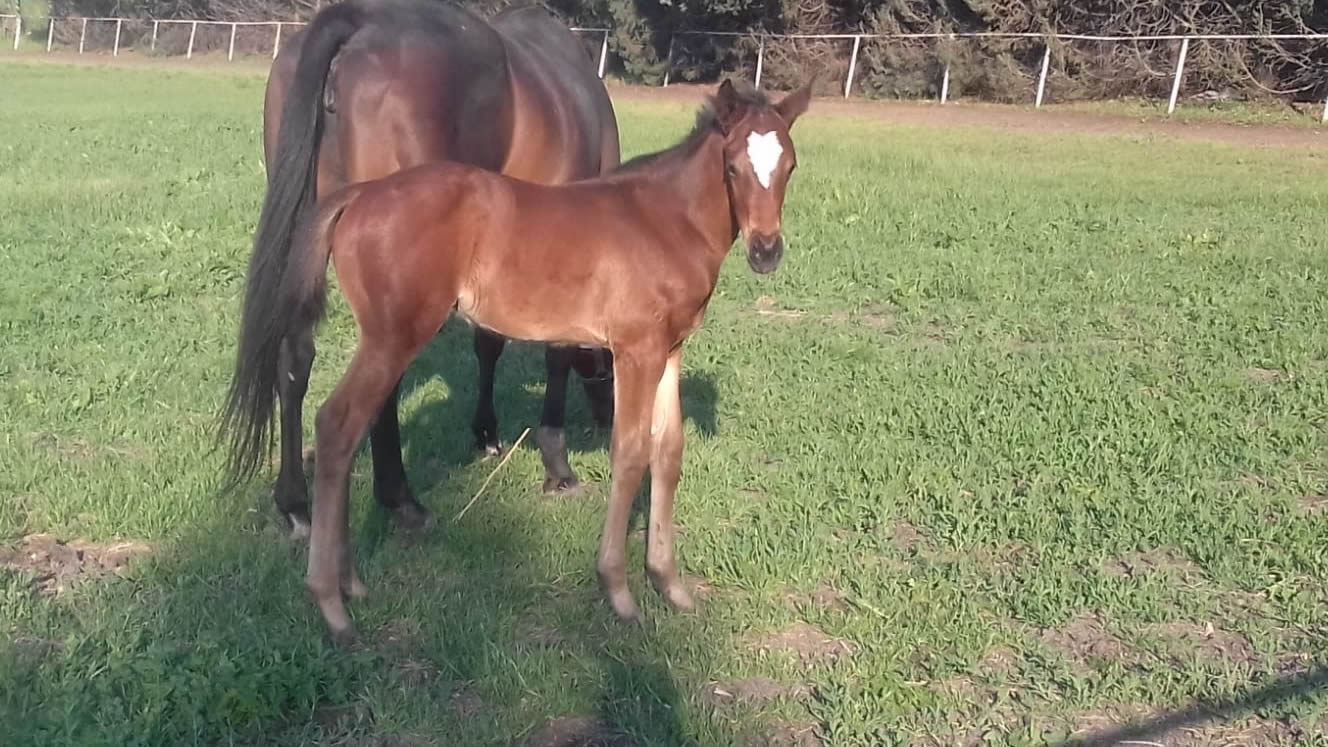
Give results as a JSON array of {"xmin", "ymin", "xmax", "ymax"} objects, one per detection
[{"xmin": 3, "ymin": 14, "xmax": 1327, "ymax": 121}]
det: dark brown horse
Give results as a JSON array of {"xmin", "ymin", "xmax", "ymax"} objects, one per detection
[
  {"xmin": 220, "ymin": 77, "xmax": 813, "ymax": 642},
  {"xmin": 222, "ymin": 0, "xmax": 620, "ymax": 538}
]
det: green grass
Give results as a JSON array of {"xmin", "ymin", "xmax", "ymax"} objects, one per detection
[{"xmin": 3, "ymin": 58, "xmax": 1328, "ymax": 746}]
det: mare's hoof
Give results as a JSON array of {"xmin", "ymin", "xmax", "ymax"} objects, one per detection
[
  {"xmin": 391, "ymin": 501, "xmax": 434, "ymax": 532},
  {"xmin": 283, "ymin": 510, "xmax": 312, "ymax": 543},
  {"xmin": 542, "ymin": 475, "xmax": 584, "ymax": 496}
]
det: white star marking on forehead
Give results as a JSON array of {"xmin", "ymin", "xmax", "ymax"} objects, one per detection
[{"xmin": 746, "ymin": 131, "xmax": 782, "ymax": 190}]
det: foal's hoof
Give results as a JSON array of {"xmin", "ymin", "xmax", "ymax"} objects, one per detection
[
  {"xmin": 391, "ymin": 501, "xmax": 434, "ymax": 532},
  {"xmin": 648, "ymin": 569, "xmax": 697, "ymax": 613},
  {"xmin": 602, "ymin": 586, "xmax": 644, "ymax": 625},
  {"xmin": 329, "ymin": 625, "xmax": 360, "ymax": 650},
  {"xmin": 542, "ymin": 475, "xmax": 583, "ymax": 496},
  {"xmin": 342, "ymin": 574, "xmax": 369, "ymax": 600}
]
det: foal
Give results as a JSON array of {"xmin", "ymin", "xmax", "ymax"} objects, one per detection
[{"xmin": 235, "ymin": 79, "xmax": 810, "ymax": 642}]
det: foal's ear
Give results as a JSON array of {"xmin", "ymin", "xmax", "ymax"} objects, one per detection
[
  {"xmin": 775, "ymin": 76, "xmax": 815, "ymax": 128},
  {"xmin": 713, "ymin": 78, "xmax": 743, "ymax": 133}
]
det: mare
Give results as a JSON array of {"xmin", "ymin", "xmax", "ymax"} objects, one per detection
[
  {"xmin": 221, "ymin": 0, "xmax": 621, "ymax": 539},
  {"xmin": 220, "ymin": 78, "xmax": 814, "ymax": 643}
]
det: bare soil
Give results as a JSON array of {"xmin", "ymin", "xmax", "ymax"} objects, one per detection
[{"xmin": 0, "ymin": 533, "xmax": 151, "ymax": 595}]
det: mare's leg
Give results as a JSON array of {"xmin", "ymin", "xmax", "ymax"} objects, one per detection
[
  {"xmin": 308, "ymin": 342, "xmax": 415, "ymax": 645},
  {"xmin": 274, "ymin": 327, "xmax": 315, "ymax": 539},
  {"xmin": 536, "ymin": 345, "xmax": 581, "ymax": 494},
  {"xmin": 597, "ymin": 347, "xmax": 666, "ymax": 623},
  {"xmin": 645, "ymin": 347, "xmax": 695, "ymax": 612},
  {"xmin": 369, "ymin": 380, "xmax": 432, "ymax": 530},
  {"xmin": 572, "ymin": 346, "xmax": 615, "ymax": 429},
  {"xmin": 470, "ymin": 328, "xmax": 506, "ymax": 456}
]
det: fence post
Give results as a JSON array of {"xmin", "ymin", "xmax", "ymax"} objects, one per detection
[
  {"xmin": 1321, "ymin": 90, "xmax": 1327, "ymax": 123},
  {"xmin": 227, "ymin": 22, "xmax": 237, "ymax": 61},
  {"xmin": 1167, "ymin": 37, "xmax": 1190, "ymax": 115},
  {"xmin": 844, "ymin": 34, "xmax": 862, "ymax": 98},
  {"xmin": 597, "ymin": 29, "xmax": 608, "ymax": 79},
  {"xmin": 272, "ymin": 22, "xmax": 281, "ymax": 59},
  {"xmin": 113, "ymin": 18, "xmax": 122, "ymax": 56},
  {"xmin": 78, "ymin": 17, "xmax": 86, "ymax": 54},
  {"xmin": 151, "ymin": 20, "xmax": 158, "ymax": 52},
  {"xmin": 754, "ymin": 36, "xmax": 765, "ymax": 89},
  {"xmin": 1034, "ymin": 41, "xmax": 1050, "ymax": 107},
  {"xmin": 939, "ymin": 32, "xmax": 953, "ymax": 104},
  {"xmin": 12, "ymin": 15, "xmax": 19, "ymax": 51},
  {"xmin": 186, "ymin": 20, "xmax": 197, "ymax": 58},
  {"xmin": 46, "ymin": 18, "xmax": 54, "ymax": 52},
  {"xmin": 661, "ymin": 35, "xmax": 674, "ymax": 87}
]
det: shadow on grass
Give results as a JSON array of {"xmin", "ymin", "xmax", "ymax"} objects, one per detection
[
  {"xmin": 391, "ymin": 315, "xmax": 720, "ymax": 501},
  {"xmin": 1060, "ymin": 665, "xmax": 1328, "ymax": 746},
  {"xmin": 0, "ymin": 317, "xmax": 723, "ymax": 747}
]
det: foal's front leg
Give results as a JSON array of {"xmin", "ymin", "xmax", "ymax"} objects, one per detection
[
  {"xmin": 597, "ymin": 348, "xmax": 665, "ymax": 623},
  {"xmin": 645, "ymin": 347, "xmax": 695, "ymax": 612}
]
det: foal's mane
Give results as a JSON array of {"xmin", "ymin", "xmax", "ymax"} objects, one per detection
[{"xmin": 610, "ymin": 82, "xmax": 773, "ymax": 176}]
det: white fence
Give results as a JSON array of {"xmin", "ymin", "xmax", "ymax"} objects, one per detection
[{"xmin": 3, "ymin": 14, "xmax": 1327, "ymax": 121}]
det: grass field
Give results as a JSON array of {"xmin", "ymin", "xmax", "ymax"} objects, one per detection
[{"xmin": 3, "ymin": 58, "xmax": 1328, "ymax": 747}]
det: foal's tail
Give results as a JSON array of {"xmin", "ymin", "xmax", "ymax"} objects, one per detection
[
  {"xmin": 215, "ymin": 2, "xmax": 364, "ymax": 490},
  {"xmin": 217, "ymin": 183, "xmax": 359, "ymax": 492}
]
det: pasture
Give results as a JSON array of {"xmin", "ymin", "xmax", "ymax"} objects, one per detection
[{"xmin": 3, "ymin": 58, "xmax": 1328, "ymax": 746}]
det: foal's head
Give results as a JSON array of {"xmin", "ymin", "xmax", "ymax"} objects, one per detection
[{"xmin": 711, "ymin": 78, "xmax": 813, "ymax": 274}]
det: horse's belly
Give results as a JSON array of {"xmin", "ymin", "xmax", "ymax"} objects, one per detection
[{"xmin": 455, "ymin": 288, "xmax": 607, "ymax": 348}]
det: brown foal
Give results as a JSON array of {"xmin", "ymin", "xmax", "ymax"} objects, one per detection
[{"xmin": 229, "ymin": 79, "xmax": 811, "ymax": 642}]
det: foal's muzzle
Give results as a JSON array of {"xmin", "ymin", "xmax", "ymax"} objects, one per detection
[{"xmin": 746, "ymin": 233, "xmax": 784, "ymax": 274}]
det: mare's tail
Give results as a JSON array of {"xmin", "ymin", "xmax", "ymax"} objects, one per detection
[{"xmin": 216, "ymin": 0, "xmax": 366, "ymax": 489}]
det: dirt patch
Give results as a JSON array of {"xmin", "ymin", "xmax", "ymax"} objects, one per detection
[
  {"xmin": 975, "ymin": 543, "xmax": 1032, "ymax": 574},
  {"xmin": 449, "ymin": 685, "xmax": 487, "ymax": 720},
  {"xmin": 517, "ymin": 618, "xmax": 568, "ymax": 649},
  {"xmin": 747, "ymin": 621, "xmax": 858, "ymax": 665},
  {"xmin": 978, "ymin": 645, "xmax": 1020, "ymax": 678},
  {"xmin": 1036, "ymin": 613, "xmax": 1137, "ymax": 674},
  {"xmin": 1144, "ymin": 620, "xmax": 1260, "ymax": 668},
  {"xmin": 1243, "ymin": 366, "xmax": 1286, "ymax": 383},
  {"xmin": 888, "ymin": 520, "xmax": 926, "ymax": 554},
  {"xmin": 1297, "ymin": 495, "xmax": 1328, "ymax": 517},
  {"xmin": 28, "ymin": 432, "xmax": 150, "ymax": 462},
  {"xmin": 752, "ymin": 295, "xmax": 807, "ymax": 321},
  {"xmin": 744, "ymin": 719, "xmax": 824, "ymax": 747},
  {"xmin": 1104, "ymin": 545, "xmax": 1205, "ymax": 582},
  {"xmin": 785, "ymin": 583, "xmax": 850, "ymax": 613},
  {"xmin": 703, "ymin": 677, "xmax": 814, "ymax": 706},
  {"xmin": 1062, "ymin": 705, "xmax": 1302, "ymax": 746},
  {"xmin": 0, "ymin": 533, "xmax": 152, "ymax": 595},
  {"xmin": 518, "ymin": 716, "xmax": 636, "ymax": 747}
]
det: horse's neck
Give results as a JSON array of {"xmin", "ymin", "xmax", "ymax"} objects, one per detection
[{"xmin": 637, "ymin": 132, "xmax": 737, "ymax": 266}]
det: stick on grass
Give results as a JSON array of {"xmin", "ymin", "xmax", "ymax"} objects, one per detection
[{"xmin": 453, "ymin": 426, "xmax": 531, "ymax": 522}]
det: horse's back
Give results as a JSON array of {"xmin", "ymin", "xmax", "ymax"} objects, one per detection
[{"xmin": 491, "ymin": 6, "xmax": 621, "ymax": 178}]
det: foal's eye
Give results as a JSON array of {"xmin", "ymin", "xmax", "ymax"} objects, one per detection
[{"xmin": 726, "ymin": 163, "xmax": 738, "ymax": 177}]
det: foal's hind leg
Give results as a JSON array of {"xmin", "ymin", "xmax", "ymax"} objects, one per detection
[
  {"xmin": 536, "ymin": 345, "xmax": 582, "ymax": 494},
  {"xmin": 308, "ymin": 343, "xmax": 414, "ymax": 644},
  {"xmin": 470, "ymin": 328, "xmax": 506, "ymax": 456},
  {"xmin": 368, "ymin": 380, "xmax": 432, "ymax": 531},
  {"xmin": 274, "ymin": 327, "xmax": 315, "ymax": 539}
]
